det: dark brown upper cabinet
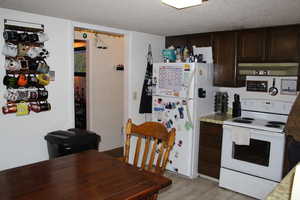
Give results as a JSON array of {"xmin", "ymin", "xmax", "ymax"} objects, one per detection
[
  {"xmin": 237, "ymin": 26, "xmax": 300, "ymax": 62},
  {"xmin": 212, "ymin": 31, "xmax": 244, "ymax": 87},
  {"xmin": 165, "ymin": 24, "xmax": 300, "ymax": 88},
  {"xmin": 237, "ymin": 29, "xmax": 266, "ymax": 62},
  {"xmin": 187, "ymin": 33, "xmax": 212, "ymax": 49},
  {"xmin": 266, "ymin": 26, "xmax": 300, "ymax": 62},
  {"xmin": 165, "ymin": 35, "xmax": 188, "ymax": 49},
  {"xmin": 165, "ymin": 33, "xmax": 212, "ymax": 51}
]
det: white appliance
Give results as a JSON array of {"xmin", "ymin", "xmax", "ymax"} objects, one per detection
[
  {"xmin": 219, "ymin": 98, "xmax": 294, "ymax": 199},
  {"xmin": 152, "ymin": 62, "xmax": 214, "ymax": 178}
]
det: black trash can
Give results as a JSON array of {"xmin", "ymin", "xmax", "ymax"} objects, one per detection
[{"xmin": 45, "ymin": 128, "xmax": 101, "ymax": 159}]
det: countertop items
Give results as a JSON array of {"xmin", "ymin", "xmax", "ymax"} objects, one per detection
[
  {"xmin": 199, "ymin": 113, "xmax": 233, "ymax": 125},
  {"xmin": 232, "ymin": 93, "xmax": 241, "ymax": 118},
  {"xmin": 214, "ymin": 92, "xmax": 228, "ymax": 114},
  {"xmin": 266, "ymin": 162, "xmax": 299, "ymax": 200}
]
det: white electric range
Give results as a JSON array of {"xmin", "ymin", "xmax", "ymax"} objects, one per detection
[{"xmin": 219, "ymin": 99, "xmax": 293, "ymax": 200}]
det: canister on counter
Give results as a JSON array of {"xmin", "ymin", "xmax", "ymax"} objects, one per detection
[{"xmin": 214, "ymin": 92, "xmax": 228, "ymax": 114}]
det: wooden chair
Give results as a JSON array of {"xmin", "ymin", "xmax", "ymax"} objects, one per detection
[{"xmin": 123, "ymin": 119, "xmax": 176, "ymax": 175}]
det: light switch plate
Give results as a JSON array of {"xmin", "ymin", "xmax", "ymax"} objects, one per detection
[{"xmin": 133, "ymin": 91, "xmax": 138, "ymax": 100}]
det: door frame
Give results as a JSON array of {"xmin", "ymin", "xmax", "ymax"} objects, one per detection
[{"xmin": 70, "ymin": 21, "xmax": 130, "ymax": 139}]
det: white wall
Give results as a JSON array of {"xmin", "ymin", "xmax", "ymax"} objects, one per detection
[
  {"xmin": 124, "ymin": 32, "xmax": 165, "ymax": 165},
  {"xmin": 127, "ymin": 31, "xmax": 165, "ymax": 124},
  {"xmin": 0, "ymin": 8, "xmax": 165, "ymax": 171},
  {"xmin": 0, "ymin": 8, "xmax": 74, "ymax": 171},
  {"xmin": 75, "ymin": 31, "xmax": 124, "ymax": 151}
]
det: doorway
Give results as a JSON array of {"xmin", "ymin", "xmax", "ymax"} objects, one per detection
[
  {"xmin": 74, "ymin": 40, "xmax": 87, "ymax": 129},
  {"xmin": 73, "ymin": 28, "xmax": 125, "ymax": 151}
]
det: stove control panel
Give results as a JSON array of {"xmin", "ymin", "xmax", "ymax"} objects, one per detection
[
  {"xmin": 242, "ymin": 99, "xmax": 293, "ymax": 115},
  {"xmin": 246, "ymin": 80, "xmax": 268, "ymax": 92}
]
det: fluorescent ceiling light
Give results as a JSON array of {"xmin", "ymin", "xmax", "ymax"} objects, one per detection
[{"xmin": 162, "ymin": 0, "xmax": 204, "ymax": 9}]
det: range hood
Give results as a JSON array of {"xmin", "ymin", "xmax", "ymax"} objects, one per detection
[{"xmin": 238, "ymin": 63, "xmax": 299, "ymax": 76}]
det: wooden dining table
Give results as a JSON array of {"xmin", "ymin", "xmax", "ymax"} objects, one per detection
[{"xmin": 0, "ymin": 150, "xmax": 172, "ymax": 200}]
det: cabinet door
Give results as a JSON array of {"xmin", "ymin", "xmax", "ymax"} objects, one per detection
[
  {"xmin": 266, "ymin": 26, "xmax": 300, "ymax": 62},
  {"xmin": 213, "ymin": 31, "xmax": 244, "ymax": 87},
  {"xmin": 165, "ymin": 36, "xmax": 188, "ymax": 49},
  {"xmin": 198, "ymin": 122, "xmax": 223, "ymax": 179},
  {"xmin": 187, "ymin": 33, "xmax": 212, "ymax": 49},
  {"xmin": 237, "ymin": 29, "xmax": 266, "ymax": 62}
]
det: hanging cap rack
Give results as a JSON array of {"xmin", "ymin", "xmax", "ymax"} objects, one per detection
[{"xmin": 4, "ymin": 19, "xmax": 44, "ymax": 33}]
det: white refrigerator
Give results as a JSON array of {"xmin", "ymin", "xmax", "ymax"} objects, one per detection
[{"xmin": 152, "ymin": 62, "xmax": 215, "ymax": 178}]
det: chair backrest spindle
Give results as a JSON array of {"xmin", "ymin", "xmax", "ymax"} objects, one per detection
[
  {"xmin": 141, "ymin": 136, "xmax": 151, "ymax": 170},
  {"xmin": 133, "ymin": 135, "xmax": 142, "ymax": 167}
]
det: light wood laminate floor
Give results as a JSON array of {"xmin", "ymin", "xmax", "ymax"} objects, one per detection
[{"xmin": 159, "ymin": 172, "xmax": 255, "ymax": 200}]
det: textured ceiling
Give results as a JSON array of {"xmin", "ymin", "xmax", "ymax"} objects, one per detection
[{"xmin": 1, "ymin": 0, "xmax": 300, "ymax": 36}]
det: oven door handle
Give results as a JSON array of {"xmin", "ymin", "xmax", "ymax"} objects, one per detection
[
  {"xmin": 223, "ymin": 125, "xmax": 284, "ymax": 138},
  {"xmin": 249, "ymin": 130, "xmax": 284, "ymax": 138}
]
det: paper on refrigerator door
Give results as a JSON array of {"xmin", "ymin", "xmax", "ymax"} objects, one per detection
[
  {"xmin": 158, "ymin": 66, "xmax": 183, "ymax": 93},
  {"xmin": 193, "ymin": 46, "xmax": 213, "ymax": 63}
]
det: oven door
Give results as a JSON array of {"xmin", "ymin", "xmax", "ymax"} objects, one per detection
[{"xmin": 221, "ymin": 125, "xmax": 285, "ymax": 182}]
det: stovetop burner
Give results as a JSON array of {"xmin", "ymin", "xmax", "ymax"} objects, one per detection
[
  {"xmin": 227, "ymin": 117, "xmax": 286, "ymax": 132},
  {"xmin": 267, "ymin": 121, "xmax": 286, "ymax": 126},
  {"xmin": 265, "ymin": 124, "xmax": 281, "ymax": 128},
  {"xmin": 223, "ymin": 99, "xmax": 291, "ymax": 133},
  {"xmin": 233, "ymin": 119, "xmax": 253, "ymax": 124}
]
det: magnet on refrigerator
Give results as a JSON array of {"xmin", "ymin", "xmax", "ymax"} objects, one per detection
[{"xmin": 178, "ymin": 107, "xmax": 184, "ymax": 119}]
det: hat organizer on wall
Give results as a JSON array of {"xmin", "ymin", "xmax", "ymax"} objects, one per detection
[{"xmin": 1, "ymin": 19, "xmax": 53, "ymax": 116}]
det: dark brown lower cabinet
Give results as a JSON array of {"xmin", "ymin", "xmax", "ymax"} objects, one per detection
[{"xmin": 198, "ymin": 122, "xmax": 223, "ymax": 179}]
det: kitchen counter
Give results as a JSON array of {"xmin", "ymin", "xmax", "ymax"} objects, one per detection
[
  {"xmin": 199, "ymin": 113, "xmax": 233, "ymax": 125},
  {"xmin": 266, "ymin": 163, "xmax": 299, "ymax": 200}
]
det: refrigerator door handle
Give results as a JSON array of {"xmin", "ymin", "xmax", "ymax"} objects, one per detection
[
  {"xmin": 185, "ymin": 68, "xmax": 196, "ymax": 128},
  {"xmin": 186, "ymin": 68, "xmax": 196, "ymax": 98},
  {"xmin": 186, "ymin": 102, "xmax": 193, "ymax": 128}
]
